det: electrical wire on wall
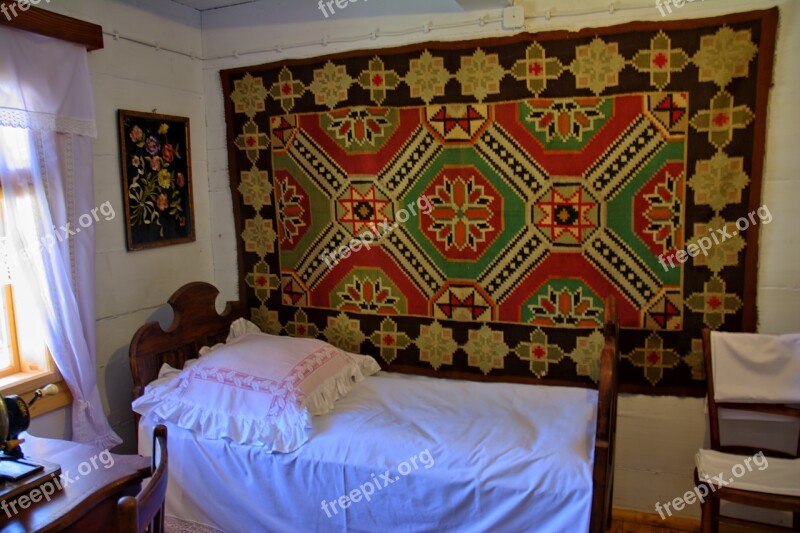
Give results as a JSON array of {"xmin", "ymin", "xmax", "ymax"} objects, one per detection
[{"xmin": 102, "ymin": 2, "xmax": 671, "ymax": 61}]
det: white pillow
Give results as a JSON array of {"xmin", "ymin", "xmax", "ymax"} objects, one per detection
[
  {"xmin": 198, "ymin": 317, "xmax": 262, "ymax": 357},
  {"xmin": 132, "ymin": 332, "xmax": 380, "ymax": 452}
]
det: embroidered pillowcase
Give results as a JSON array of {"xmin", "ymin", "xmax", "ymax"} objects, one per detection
[{"xmin": 132, "ymin": 332, "xmax": 381, "ymax": 452}]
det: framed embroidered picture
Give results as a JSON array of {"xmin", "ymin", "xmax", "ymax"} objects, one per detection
[{"xmin": 118, "ymin": 110, "xmax": 195, "ymax": 250}]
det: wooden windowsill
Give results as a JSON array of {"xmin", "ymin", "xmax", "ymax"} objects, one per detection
[{"xmin": 0, "ymin": 372, "xmax": 72, "ymax": 418}]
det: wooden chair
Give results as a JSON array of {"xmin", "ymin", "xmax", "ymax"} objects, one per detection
[
  {"xmin": 118, "ymin": 424, "xmax": 168, "ymax": 533},
  {"xmin": 696, "ymin": 328, "xmax": 800, "ymax": 532}
]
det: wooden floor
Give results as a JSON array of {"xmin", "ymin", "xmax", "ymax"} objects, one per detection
[
  {"xmin": 610, "ymin": 509, "xmax": 762, "ymax": 533},
  {"xmin": 611, "ymin": 509, "xmax": 699, "ymax": 533}
]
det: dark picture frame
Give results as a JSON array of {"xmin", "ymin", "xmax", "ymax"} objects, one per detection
[{"xmin": 118, "ymin": 110, "xmax": 195, "ymax": 250}]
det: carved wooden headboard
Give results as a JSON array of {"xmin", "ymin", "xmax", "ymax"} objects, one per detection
[{"xmin": 128, "ymin": 282, "xmax": 245, "ymax": 400}]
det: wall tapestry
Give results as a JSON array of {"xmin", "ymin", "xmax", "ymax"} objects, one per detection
[{"xmin": 222, "ymin": 9, "xmax": 777, "ymax": 395}]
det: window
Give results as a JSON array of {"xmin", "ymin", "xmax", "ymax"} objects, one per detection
[
  {"xmin": 0, "ymin": 205, "xmax": 51, "ymax": 381},
  {"xmin": 0, "ymin": 126, "xmax": 67, "ymax": 411}
]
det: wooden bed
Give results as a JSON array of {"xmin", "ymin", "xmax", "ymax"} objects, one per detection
[{"xmin": 129, "ymin": 281, "xmax": 620, "ymax": 532}]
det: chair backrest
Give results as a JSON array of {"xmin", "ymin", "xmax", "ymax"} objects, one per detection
[
  {"xmin": 118, "ymin": 424, "xmax": 168, "ymax": 533},
  {"xmin": 701, "ymin": 329, "xmax": 800, "ymax": 458}
]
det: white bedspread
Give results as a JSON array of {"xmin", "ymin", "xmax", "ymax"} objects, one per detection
[{"xmin": 139, "ymin": 371, "xmax": 598, "ymax": 533}]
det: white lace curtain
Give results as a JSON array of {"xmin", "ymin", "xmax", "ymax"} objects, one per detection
[{"xmin": 0, "ymin": 26, "xmax": 121, "ymax": 449}]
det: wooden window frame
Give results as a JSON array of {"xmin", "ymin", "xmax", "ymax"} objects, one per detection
[{"xmin": 0, "ymin": 284, "xmax": 21, "ymax": 378}]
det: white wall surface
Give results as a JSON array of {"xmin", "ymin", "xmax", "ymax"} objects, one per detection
[
  {"xmin": 200, "ymin": 0, "xmax": 800, "ymax": 520},
  {"xmin": 38, "ymin": 0, "xmax": 212, "ymax": 453}
]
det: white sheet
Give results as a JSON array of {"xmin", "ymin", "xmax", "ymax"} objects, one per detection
[
  {"xmin": 139, "ymin": 371, "xmax": 598, "ymax": 533},
  {"xmin": 711, "ymin": 331, "xmax": 800, "ymax": 402},
  {"xmin": 696, "ymin": 449, "xmax": 800, "ymax": 497}
]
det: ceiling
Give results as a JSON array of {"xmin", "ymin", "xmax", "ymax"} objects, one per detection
[
  {"xmin": 170, "ymin": 0, "xmax": 509, "ymax": 12},
  {"xmin": 169, "ymin": 0, "xmax": 264, "ymax": 10}
]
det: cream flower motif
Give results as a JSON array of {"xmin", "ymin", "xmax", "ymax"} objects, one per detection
[
  {"xmin": 231, "ymin": 73, "xmax": 268, "ymax": 118},
  {"xmin": 571, "ymin": 38, "xmax": 626, "ymax": 95},
  {"xmin": 463, "ymin": 325, "xmax": 507, "ymax": 375},
  {"xmin": 693, "ymin": 27, "xmax": 757, "ymax": 88},
  {"xmin": 683, "ymin": 338, "xmax": 706, "ymax": 381},
  {"xmin": 687, "ymin": 216, "xmax": 745, "ymax": 274},
  {"xmin": 238, "ymin": 168, "xmax": 273, "ymax": 211},
  {"xmin": 309, "ymin": 62, "xmax": 354, "ymax": 110},
  {"xmin": 241, "ymin": 214, "xmax": 277, "ymax": 258},
  {"xmin": 570, "ymin": 330, "xmax": 604, "ymax": 383},
  {"xmin": 251, "ymin": 305, "xmax": 281, "ymax": 335},
  {"xmin": 405, "ymin": 51, "xmax": 451, "ymax": 104},
  {"xmin": 416, "ymin": 321, "xmax": 457, "ymax": 370},
  {"xmin": 455, "ymin": 49, "xmax": 505, "ymax": 102},
  {"xmin": 689, "ymin": 153, "xmax": 749, "ymax": 212},
  {"xmin": 323, "ymin": 313, "xmax": 365, "ymax": 353}
]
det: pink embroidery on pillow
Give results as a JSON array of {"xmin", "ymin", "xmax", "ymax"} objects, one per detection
[
  {"xmin": 189, "ymin": 368, "xmax": 297, "ymax": 416},
  {"xmin": 287, "ymin": 345, "xmax": 348, "ymax": 386},
  {"xmin": 186, "ymin": 344, "xmax": 351, "ymax": 416}
]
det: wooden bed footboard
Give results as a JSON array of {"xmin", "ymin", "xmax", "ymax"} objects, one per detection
[
  {"xmin": 591, "ymin": 296, "xmax": 619, "ymax": 533},
  {"xmin": 128, "ymin": 283, "xmax": 619, "ymax": 532}
]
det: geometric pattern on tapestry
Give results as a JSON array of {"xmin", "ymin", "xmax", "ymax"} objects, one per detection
[
  {"xmin": 223, "ymin": 9, "xmax": 777, "ymax": 395},
  {"xmin": 273, "ymin": 95, "xmax": 687, "ymax": 329}
]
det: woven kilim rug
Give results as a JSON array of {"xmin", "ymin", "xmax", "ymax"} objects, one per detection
[{"xmin": 221, "ymin": 9, "xmax": 777, "ymax": 395}]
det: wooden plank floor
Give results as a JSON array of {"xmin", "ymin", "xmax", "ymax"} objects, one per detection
[
  {"xmin": 611, "ymin": 509, "xmax": 699, "ymax": 533},
  {"xmin": 610, "ymin": 509, "xmax": 761, "ymax": 533}
]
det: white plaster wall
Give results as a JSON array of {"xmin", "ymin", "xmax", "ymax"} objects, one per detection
[
  {"xmin": 39, "ymin": 0, "xmax": 212, "ymax": 453},
  {"xmin": 200, "ymin": 0, "xmax": 800, "ymax": 519}
]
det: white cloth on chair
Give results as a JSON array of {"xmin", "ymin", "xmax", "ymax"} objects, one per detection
[
  {"xmin": 696, "ymin": 449, "xmax": 800, "ymax": 497},
  {"xmin": 711, "ymin": 332, "xmax": 800, "ymax": 402}
]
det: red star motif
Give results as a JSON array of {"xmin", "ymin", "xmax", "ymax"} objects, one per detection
[
  {"xmin": 382, "ymin": 334, "xmax": 395, "ymax": 346},
  {"xmin": 707, "ymin": 296, "xmax": 722, "ymax": 310},
  {"xmin": 246, "ymin": 135, "xmax": 257, "ymax": 147},
  {"xmin": 372, "ymin": 73, "xmax": 384, "ymax": 87},
  {"xmin": 533, "ymin": 346, "xmax": 546, "ymax": 360},
  {"xmin": 652, "ymin": 53, "xmax": 668, "ymax": 69},
  {"xmin": 712, "ymin": 113, "xmax": 730, "ymax": 127},
  {"xmin": 647, "ymin": 351, "xmax": 661, "ymax": 365},
  {"xmin": 528, "ymin": 62, "xmax": 543, "ymax": 76},
  {"xmin": 281, "ymin": 83, "xmax": 292, "ymax": 95}
]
